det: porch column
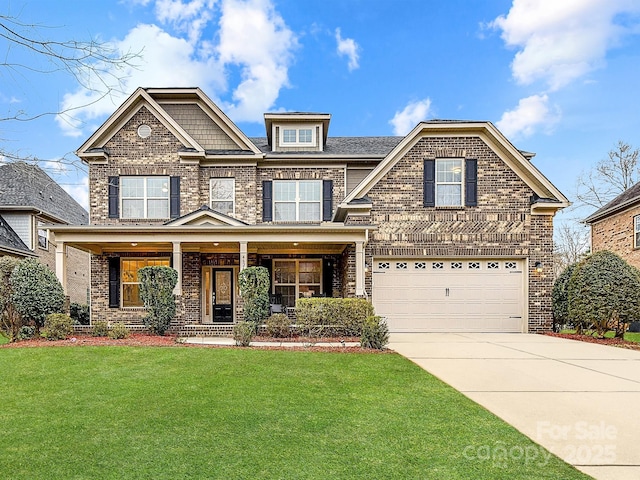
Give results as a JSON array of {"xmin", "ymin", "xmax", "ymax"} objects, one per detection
[
  {"xmin": 239, "ymin": 241, "xmax": 248, "ymax": 271},
  {"xmin": 172, "ymin": 242, "xmax": 182, "ymax": 295},
  {"xmin": 55, "ymin": 241, "xmax": 67, "ymax": 295},
  {"xmin": 355, "ymin": 241, "xmax": 365, "ymax": 296}
]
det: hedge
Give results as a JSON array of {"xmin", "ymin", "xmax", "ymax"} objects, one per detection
[{"xmin": 295, "ymin": 298, "xmax": 374, "ymax": 336}]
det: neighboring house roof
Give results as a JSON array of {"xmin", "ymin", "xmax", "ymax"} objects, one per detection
[
  {"xmin": 584, "ymin": 182, "xmax": 640, "ymax": 224},
  {"xmin": 0, "ymin": 162, "xmax": 89, "ymax": 225},
  {"xmin": 250, "ymin": 136, "xmax": 404, "ymax": 157},
  {"xmin": 0, "ymin": 213, "xmax": 34, "ymax": 256}
]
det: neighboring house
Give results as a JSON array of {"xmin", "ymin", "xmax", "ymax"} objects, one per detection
[
  {"xmin": 585, "ymin": 182, "xmax": 640, "ymax": 269},
  {"xmin": 49, "ymin": 87, "xmax": 568, "ymax": 333},
  {"xmin": 0, "ymin": 162, "xmax": 91, "ymax": 304}
]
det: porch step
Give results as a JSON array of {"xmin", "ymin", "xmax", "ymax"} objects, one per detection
[{"xmin": 176, "ymin": 324, "xmax": 235, "ymax": 337}]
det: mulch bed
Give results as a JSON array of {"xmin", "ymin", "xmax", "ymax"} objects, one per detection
[
  {"xmin": 0, "ymin": 334, "xmax": 389, "ymax": 353},
  {"xmin": 544, "ymin": 332, "xmax": 640, "ymax": 351}
]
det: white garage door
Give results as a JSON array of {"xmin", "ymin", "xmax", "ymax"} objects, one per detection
[{"xmin": 372, "ymin": 259, "xmax": 525, "ymax": 333}]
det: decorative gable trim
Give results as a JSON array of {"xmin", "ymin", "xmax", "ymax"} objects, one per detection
[{"xmin": 165, "ymin": 205, "xmax": 247, "ymax": 227}]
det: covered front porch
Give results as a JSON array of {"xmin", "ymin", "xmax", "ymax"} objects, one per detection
[{"xmin": 50, "ymin": 223, "xmax": 371, "ymax": 330}]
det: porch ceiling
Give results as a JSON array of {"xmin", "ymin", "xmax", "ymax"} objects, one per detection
[{"xmin": 49, "ymin": 224, "xmax": 371, "ymax": 255}]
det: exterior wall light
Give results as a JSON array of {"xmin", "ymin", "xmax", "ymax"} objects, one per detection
[{"xmin": 534, "ymin": 261, "xmax": 543, "ymax": 273}]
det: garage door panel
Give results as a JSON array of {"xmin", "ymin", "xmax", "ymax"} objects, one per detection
[{"xmin": 372, "ymin": 258, "xmax": 525, "ymax": 333}]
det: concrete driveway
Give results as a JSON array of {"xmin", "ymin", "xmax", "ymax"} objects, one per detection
[{"xmin": 388, "ymin": 333, "xmax": 640, "ymax": 480}]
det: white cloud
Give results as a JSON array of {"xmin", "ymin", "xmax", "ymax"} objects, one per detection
[
  {"xmin": 389, "ymin": 98, "xmax": 432, "ymax": 136},
  {"xmin": 490, "ymin": 0, "xmax": 640, "ymax": 91},
  {"xmin": 217, "ymin": 0, "xmax": 298, "ymax": 122},
  {"xmin": 496, "ymin": 94, "xmax": 560, "ymax": 139},
  {"xmin": 62, "ymin": 175, "xmax": 90, "ymax": 211},
  {"xmin": 335, "ymin": 28, "xmax": 360, "ymax": 71},
  {"xmin": 56, "ymin": 0, "xmax": 296, "ymax": 136}
]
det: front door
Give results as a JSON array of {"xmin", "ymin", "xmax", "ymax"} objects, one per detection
[
  {"xmin": 212, "ymin": 269, "xmax": 234, "ymax": 323},
  {"xmin": 202, "ymin": 267, "xmax": 234, "ymax": 323}
]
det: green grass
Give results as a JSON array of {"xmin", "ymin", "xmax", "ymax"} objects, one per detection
[
  {"xmin": 0, "ymin": 347, "xmax": 588, "ymax": 479},
  {"xmin": 0, "ymin": 335, "xmax": 8, "ymax": 345}
]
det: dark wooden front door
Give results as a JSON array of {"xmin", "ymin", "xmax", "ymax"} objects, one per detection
[{"xmin": 212, "ymin": 269, "xmax": 234, "ymax": 323}]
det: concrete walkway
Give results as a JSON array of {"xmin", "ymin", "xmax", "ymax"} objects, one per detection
[{"xmin": 388, "ymin": 333, "xmax": 640, "ymax": 480}]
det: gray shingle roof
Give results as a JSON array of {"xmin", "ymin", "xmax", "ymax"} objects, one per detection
[
  {"xmin": 0, "ymin": 213, "xmax": 31, "ymax": 255},
  {"xmin": 249, "ymin": 136, "xmax": 404, "ymax": 156},
  {"xmin": 0, "ymin": 162, "xmax": 88, "ymax": 225},
  {"xmin": 584, "ymin": 182, "xmax": 640, "ymax": 223}
]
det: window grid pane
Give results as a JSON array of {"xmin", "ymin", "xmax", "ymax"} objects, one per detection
[
  {"xmin": 210, "ymin": 178, "xmax": 235, "ymax": 215},
  {"xmin": 122, "ymin": 258, "xmax": 170, "ymax": 307},
  {"xmin": 299, "ymin": 129, "xmax": 312, "ymax": 143},
  {"xmin": 283, "ymin": 129, "xmax": 296, "ymax": 143}
]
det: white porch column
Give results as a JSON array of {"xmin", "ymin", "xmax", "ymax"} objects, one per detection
[
  {"xmin": 55, "ymin": 241, "xmax": 67, "ymax": 295},
  {"xmin": 239, "ymin": 241, "xmax": 248, "ymax": 271},
  {"xmin": 355, "ymin": 241, "xmax": 365, "ymax": 296},
  {"xmin": 172, "ymin": 242, "xmax": 182, "ymax": 295}
]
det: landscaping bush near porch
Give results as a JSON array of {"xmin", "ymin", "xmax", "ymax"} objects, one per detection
[
  {"xmin": 0, "ymin": 347, "xmax": 588, "ymax": 479},
  {"xmin": 296, "ymin": 298, "xmax": 374, "ymax": 336}
]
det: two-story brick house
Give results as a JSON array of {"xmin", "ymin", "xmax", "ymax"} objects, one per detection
[
  {"xmin": 585, "ymin": 182, "xmax": 640, "ymax": 269},
  {"xmin": 0, "ymin": 162, "xmax": 90, "ymax": 304},
  {"xmin": 50, "ymin": 87, "xmax": 568, "ymax": 333}
]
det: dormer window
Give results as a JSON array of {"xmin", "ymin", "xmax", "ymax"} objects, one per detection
[{"xmin": 281, "ymin": 127, "xmax": 314, "ymax": 146}]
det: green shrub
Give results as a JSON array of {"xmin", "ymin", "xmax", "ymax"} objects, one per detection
[
  {"xmin": 108, "ymin": 322, "xmax": 129, "ymax": 339},
  {"xmin": 296, "ymin": 298, "xmax": 375, "ymax": 336},
  {"xmin": 238, "ymin": 267, "xmax": 270, "ymax": 326},
  {"xmin": 360, "ymin": 315, "xmax": 389, "ymax": 350},
  {"xmin": 17, "ymin": 325, "xmax": 36, "ymax": 341},
  {"xmin": 92, "ymin": 321, "xmax": 109, "ymax": 337},
  {"xmin": 41, "ymin": 313, "xmax": 74, "ymax": 341},
  {"xmin": 10, "ymin": 258, "xmax": 64, "ymax": 331},
  {"xmin": 568, "ymin": 251, "xmax": 640, "ymax": 337},
  {"xmin": 552, "ymin": 263, "xmax": 577, "ymax": 330},
  {"xmin": 70, "ymin": 303, "xmax": 90, "ymax": 325},
  {"xmin": 265, "ymin": 313, "xmax": 290, "ymax": 338},
  {"xmin": 0, "ymin": 256, "xmax": 23, "ymax": 342},
  {"xmin": 138, "ymin": 266, "xmax": 178, "ymax": 335},
  {"xmin": 233, "ymin": 321, "xmax": 254, "ymax": 346}
]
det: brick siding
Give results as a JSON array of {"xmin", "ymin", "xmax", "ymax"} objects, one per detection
[{"xmin": 590, "ymin": 205, "xmax": 640, "ymax": 269}]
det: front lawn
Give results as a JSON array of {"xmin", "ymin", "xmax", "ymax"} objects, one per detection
[{"xmin": 0, "ymin": 347, "xmax": 587, "ymax": 479}]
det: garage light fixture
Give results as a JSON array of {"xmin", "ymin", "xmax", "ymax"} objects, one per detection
[{"xmin": 534, "ymin": 261, "xmax": 543, "ymax": 273}]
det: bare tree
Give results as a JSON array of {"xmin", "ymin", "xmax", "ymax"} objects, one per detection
[
  {"xmin": 575, "ymin": 140, "xmax": 640, "ymax": 209},
  {"xmin": 553, "ymin": 222, "xmax": 590, "ymax": 278},
  {"xmin": 0, "ymin": 11, "xmax": 139, "ymax": 168}
]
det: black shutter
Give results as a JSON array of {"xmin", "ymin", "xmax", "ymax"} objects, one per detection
[
  {"xmin": 465, "ymin": 159, "xmax": 478, "ymax": 207},
  {"xmin": 323, "ymin": 258, "xmax": 333, "ymax": 297},
  {"xmin": 262, "ymin": 180, "xmax": 273, "ymax": 222},
  {"xmin": 108, "ymin": 257, "xmax": 120, "ymax": 308},
  {"xmin": 322, "ymin": 180, "xmax": 333, "ymax": 221},
  {"xmin": 423, "ymin": 159, "xmax": 435, "ymax": 207},
  {"xmin": 170, "ymin": 176, "xmax": 180, "ymax": 219},
  {"xmin": 108, "ymin": 176, "xmax": 119, "ymax": 218}
]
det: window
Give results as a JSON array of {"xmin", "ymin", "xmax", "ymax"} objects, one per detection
[
  {"xmin": 273, "ymin": 180, "xmax": 321, "ymax": 222},
  {"xmin": 273, "ymin": 259, "xmax": 322, "ymax": 307},
  {"xmin": 121, "ymin": 176, "xmax": 169, "ymax": 219},
  {"xmin": 280, "ymin": 127, "xmax": 314, "ymax": 145},
  {"xmin": 121, "ymin": 258, "xmax": 171, "ymax": 307},
  {"xmin": 396, "ymin": 262, "xmax": 408, "ymax": 269},
  {"xmin": 378, "ymin": 262, "xmax": 390, "ymax": 270},
  {"xmin": 37, "ymin": 221, "xmax": 48, "ymax": 249},
  {"xmin": 432, "ymin": 262, "xmax": 444, "ymax": 269},
  {"xmin": 436, "ymin": 159, "xmax": 463, "ymax": 206},
  {"xmin": 451, "ymin": 261, "xmax": 463, "ymax": 269},
  {"xmin": 469, "ymin": 261, "xmax": 480, "ymax": 269},
  {"xmin": 210, "ymin": 178, "xmax": 235, "ymax": 216},
  {"xmin": 505, "ymin": 261, "xmax": 517, "ymax": 270},
  {"xmin": 415, "ymin": 262, "xmax": 427, "ymax": 270},
  {"xmin": 488, "ymin": 261, "xmax": 499, "ymax": 269},
  {"xmin": 635, "ymin": 215, "xmax": 640, "ymax": 248}
]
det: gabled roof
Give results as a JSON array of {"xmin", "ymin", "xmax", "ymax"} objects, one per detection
[
  {"xmin": 0, "ymin": 213, "xmax": 34, "ymax": 256},
  {"xmin": 0, "ymin": 162, "xmax": 88, "ymax": 225},
  {"xmin": 164, "ymin": 205, "xmax": 248, "ymax": 227},
  {"xmin": 337, "ymin": 121, "xmax": 569, "ymax": 218},
  {"xmin": 584, "ymin": 182, "xmax": 640, "ymax": 224},
  {"xmin": 76, "ymin": 87, "xmax": 262, "ymax": 161}
]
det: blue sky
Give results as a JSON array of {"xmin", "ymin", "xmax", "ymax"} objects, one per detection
[{"xmin": 2, "ymin": 0, "xmax": 640, "ymax": 226}]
